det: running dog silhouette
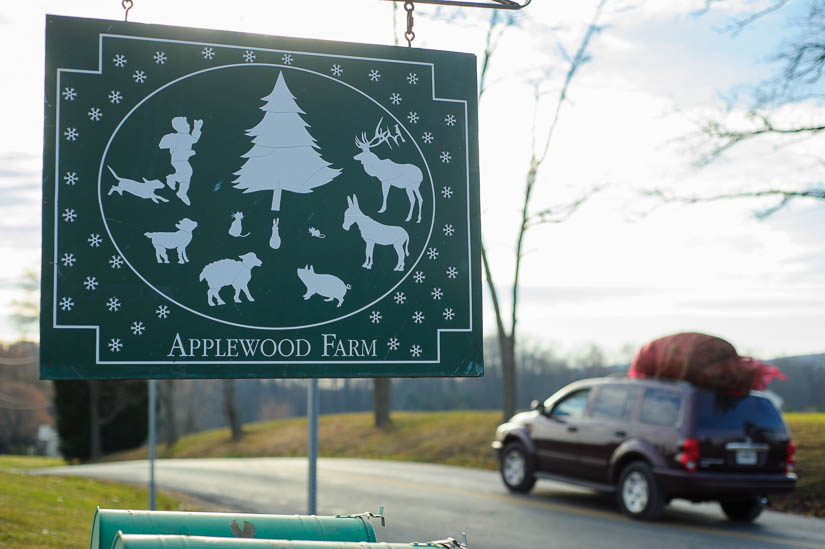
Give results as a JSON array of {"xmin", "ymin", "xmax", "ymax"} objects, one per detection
[
  {"xmin": 144, "ymin": 218, "xmax": 198, "ymax": 264},
  {"xmin": 354, "ymin": 119, "xmax": 423, "ymax": 223},
  {"xmin": 107, "ymin": 166, "xmax": 168, "ymax": 204},
  {"xmin": 198, "ymin": 252, "xmax": 262, "ymax": 306},
  {"xmin": 343, "ymin": 194, "xmax": 409, "ymax": 271}
]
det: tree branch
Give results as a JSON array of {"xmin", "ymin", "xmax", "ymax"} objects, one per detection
[{"xmin": 642, "ymin": 186, "xmax": 825, "ymax": 218}]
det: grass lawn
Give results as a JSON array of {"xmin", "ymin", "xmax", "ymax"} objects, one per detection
[
  {"xmin": 0, "ymin": 457, "xmax": 194, "ymax": 549},
  {"xmin": 771, "ymin": 413, "xmax": 825, "ymax": 517}
]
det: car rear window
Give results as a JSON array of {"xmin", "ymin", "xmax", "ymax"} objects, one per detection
[
  {"xmin": 695, "ymin": 392, "xmax": 786, "ymax": 433},
  {"xmin": 639, "ymin": 388, "xmax": 683, "ymax": 427}
]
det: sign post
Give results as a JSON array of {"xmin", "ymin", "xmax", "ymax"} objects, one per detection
[{"xmin": 41, "ymin": 15, "xmax": 482, "ymax": 381}]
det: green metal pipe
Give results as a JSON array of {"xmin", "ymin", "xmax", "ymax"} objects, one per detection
[
  {"xmin": 90, "ymin": 509, "xmax": 377, "ymax": 549},
  {"xmin": 112, "ymin": 533, "xmax": 461, "ymax": 549}
]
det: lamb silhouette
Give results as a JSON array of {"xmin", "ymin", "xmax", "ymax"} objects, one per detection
[{"xmin": 198, "ymin": 252, "xmax": 262, "ymax": 306}]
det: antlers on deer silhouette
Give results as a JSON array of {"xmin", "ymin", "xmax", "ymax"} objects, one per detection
[{"xmin": 353, "ymin": 118, "xmax": 423, "ymax": 224}]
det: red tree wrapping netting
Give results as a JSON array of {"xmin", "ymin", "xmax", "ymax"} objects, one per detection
[{"xmin": 628, "ymin": 332, "xmax": 786, "ymax": 392}]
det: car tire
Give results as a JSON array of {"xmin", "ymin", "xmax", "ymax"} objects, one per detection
[
  {"xmin": 500, "ymin": 441, "xmax": 536, "ymax": 493},
  {"xmin": 720, "ymin": 496, "xmax": 764, "ymax": 522},
  {"xmin": 617, "ymin": 461, "xmax": 664, "ymax": 520}
]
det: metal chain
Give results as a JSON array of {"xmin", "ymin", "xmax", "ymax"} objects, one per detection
[
  {"xmin": 121, "ymin": 0, "xmax": 133, "ymax": 21},
  {"xmin": 404, "ymin": 1, "xmax": 415, "ymax": 47}
]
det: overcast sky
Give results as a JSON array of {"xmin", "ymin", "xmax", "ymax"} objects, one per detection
[{"xmin": 2, "ymin": 0, "xmax": 824, "ymax": 361}]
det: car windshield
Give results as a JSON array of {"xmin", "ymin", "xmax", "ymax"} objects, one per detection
[{"xmin": 695, "ymin": 392, "xmax": 786, "ymax": 434}]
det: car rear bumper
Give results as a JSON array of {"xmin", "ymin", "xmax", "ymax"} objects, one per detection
[{"xmin": 655, "ymin": 468, "xmax": 797, "ymax": 499}]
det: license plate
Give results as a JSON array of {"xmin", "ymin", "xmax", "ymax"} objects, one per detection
[{"xmin": 736, "ymin": 450, "xmax": 757, "ymax": 465}]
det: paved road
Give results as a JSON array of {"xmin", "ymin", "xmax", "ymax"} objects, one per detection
[{"xmin": 39, "ymin": 458, "xmax": 825, "ymax": 548}]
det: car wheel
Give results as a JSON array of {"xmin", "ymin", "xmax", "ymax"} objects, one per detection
[
  {"xmin": 500, "ymin": 442, "xmax": 536, "ymax": 493},
  {"xmin": 720, "ymin": 496, "xmax": 764, "ymax": 522},
  {"xmin": 617, "ymin": 461, "xmax": 664, "ymax": 520}
]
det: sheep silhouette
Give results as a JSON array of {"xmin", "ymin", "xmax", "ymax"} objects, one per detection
[{"xmin": 198, "ymin": 252, "xmax": 262, "ymax": 306}]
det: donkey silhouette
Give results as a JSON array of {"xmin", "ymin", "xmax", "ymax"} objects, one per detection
[{"xmin": 343, "ymin": 194, "xmax": 409, "ymax": 271}]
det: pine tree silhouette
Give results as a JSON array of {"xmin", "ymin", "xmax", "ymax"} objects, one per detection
[{"xmin": 233, "ymin": 72, "xmax": 341, "ymax": 211}]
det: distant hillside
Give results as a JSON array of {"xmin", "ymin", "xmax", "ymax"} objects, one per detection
[{"xmin": 769, "ymin": 354, "xmax": 825, "ymax": 412}]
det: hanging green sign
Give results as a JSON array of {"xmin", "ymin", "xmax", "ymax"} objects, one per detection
[{"xmin": 40, "ymin": 15, "xmax": 482, "ymax": 379}]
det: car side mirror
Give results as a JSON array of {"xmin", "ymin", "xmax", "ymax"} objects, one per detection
[{"xmin": 530, "ymin": 399, "xmax": 545, "ymax": 414}]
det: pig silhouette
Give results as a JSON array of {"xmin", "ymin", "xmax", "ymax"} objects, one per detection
[{"xmin": 296, "ymin": 265, "xmax": 350, "ymax": 307}]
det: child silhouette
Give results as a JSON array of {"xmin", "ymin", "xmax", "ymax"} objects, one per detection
[{"xmin": 159, "ymin": 116, "xmax": 202, "ymax": 206}]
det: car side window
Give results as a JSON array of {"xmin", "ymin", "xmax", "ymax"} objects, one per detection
[
  {"xmin": 591, "ymin": 385, "xmax": 637, "ymax": 421},
  {"xmin": 550, "ymin": 389, "xmax": 591, "ymax": 419},
  {"xmin": 639, "ymin": 388, "xmax": 683, "ymax": 427}
]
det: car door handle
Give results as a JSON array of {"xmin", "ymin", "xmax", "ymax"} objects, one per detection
[
  {"xmin": 567, "ymin": 426, "xmax": 578, "ymax": 433},
  {"xmin": 615, "ymin": 431, "xmax": 626, "ymax": 438}
]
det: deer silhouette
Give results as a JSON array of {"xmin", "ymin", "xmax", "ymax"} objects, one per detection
[
  {"xmin": 343, "ymin": 194, "xmax": 409, "ymax": 271},
  {"xmin": 354, "ymin": 118, "xmax": 424, "ymax": 223}
]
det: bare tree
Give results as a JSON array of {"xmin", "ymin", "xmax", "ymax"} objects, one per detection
[
  {"xmin": 656, "ymin": 0, "xmax": 825, "ymax": 213},
  {"xmin": 8, "ymin": 270, "xmax": 39, "ymax": 341},
  {"xmin": 479, "ymin": 3, "xmax": 609, "ymax": 420},
  {"xmin": 222, "ymin": 379, "xmax": 243, "ymax": 441}
]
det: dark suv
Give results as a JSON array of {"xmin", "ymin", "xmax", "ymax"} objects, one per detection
[{"xmin": 492, "ymin": 377, "xmax": 796, "ymax": 521}]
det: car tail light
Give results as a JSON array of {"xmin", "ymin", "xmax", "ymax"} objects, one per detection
[
  {"xmin": 786, "ymin": 440, "xmax": 796, "ymax": 474},
  {"xmin": 678, "ymin": 438, "xmax": 700, "ymax": 472}
]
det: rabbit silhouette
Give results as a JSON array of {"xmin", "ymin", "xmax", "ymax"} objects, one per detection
[{"xmin": 269, "ymin": 217, "xmax": 281, "ymax": 249}]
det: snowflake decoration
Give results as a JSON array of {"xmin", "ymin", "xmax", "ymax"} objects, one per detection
[
  {"xmin": 64, "ymin": 127, "xmax": 78, "ymax": 141},
  {"xmin": 368, "ymin": 69, "xmax": 381, "ymax": 82},
  {"xmin": 413, "ymin": 271, "xmax": 425, "ymax": 283},
  {"xmin": 156, "ymin": 305, "xmax": 170, "ymax": 319},
  {"xmin": 109, "ymin": 255, "xmax": 124, "ymax": 269},
  {"xmin": 153, "ymin": 51, "xmax": 167, "ymax": 64},
  {"xmin": 441, "ymin": 186, "xmax": 453, "ymax": 199},
  {"xmin": 422, "ymin": 132, "xmax": 434, "ymax": 144},
  {"xmin": 59, "ymin": 297, "xmax": 74, "ymax": 311},
  {"xmin": 431, "ymin": 288, "xmax": 443, "ymax": 300},
  {"xmin": 62, "ymin": 209, "xmax": 77, "ymax": 223},
  {"xmin": 243, "ymin": 50, "xmax": 256, "ymax": 63},
  {"xmin": 446, "ymin": 266, "xmax": 458, "ymax": 279},
  {"xmin": 113, "ymin": 54, "xmax": 127, "ymax": 68},
  {"xmin": 83, "ymin": 276, "xmax": 98, "ymax": 291},
  {"xmin": 445, "ymin": 114, "xmax": 457, "ymax": 126},
  {"xmin": 108, "ymin": 90, "xmax": 123, "ymax": 104},
  {"xmin": 133, "ymin": 70, "xmax": 147, "ymax": 84},
  {"xmin": 108, "ymin": 338, "xmax": 123, "ymax": 353},
  {"xmin": 88, "ymin": 107, "xmax": 102, "ymax": 121},
  {"xmin": 62, "ymin": 87, "xmax": 77, "ymax": 101},
  {"xmin": 407, "ymin": 112, "xmax": 419, "ymax": 124},
  {"xmin": 202, "ymin": 47, "xmax": 215, "ymax": 60},
  {"xmin": 443, "ymin": 224, "xmax": 455, "ymax": 236},
  {"xmin": 427, "ymin": 247, "xmax": 439, "ymax": 260},
  {"xmin": 412, "ymin": 311, "xmax": 424, "ymax": 324},
  {"xmin": 369, "ymin": 310, "xmax": 382, "ymax": 324},
  {"xmin": 331, "ymin": 64, "xmax": 343, "ymax": 77},
  {"xmin": 64, "ymin": 172, "xmax": 78, "ymax": 186},
  {"xmin": 282, "ymin": 53, "xmax": 293, "ymax": 65},
  {"xmin": 410, "ymin": 344, "xmax": 422, "ymax": 357},
  {"xmin": 88, "ymin": 233, "xmax": 102, "ymax": 247},
  {"xmin": 130, "ymin": 321, "xmax": 145, "ymax": 336},
  {"xmin": 407, "ymin": 73, "xmax": 419, "ymax": 85},
  {"xmin": 440, "ymin": 151, "xmax": 452, "ymax": 164},
  {"xmin": 106, "ymin": 297, "xmax": 121, "ymax": 312},
  {"xmin": 388, "ymin": 337, "xmax": 400, "ymax": 351},
  {"xmin": 443, "ymin": 308, "xmax": 455, "ymax": 320},
  {"xmin": 393, "ymin": 291, "xmax": 407, "ymax": 304},
  {"xmin": 390, "ymin": 92, "xmax": 402, "ymax": 105},
  {"xmin": 61, "ymin": 253, "xmax": 76, "ymax": 267}
]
